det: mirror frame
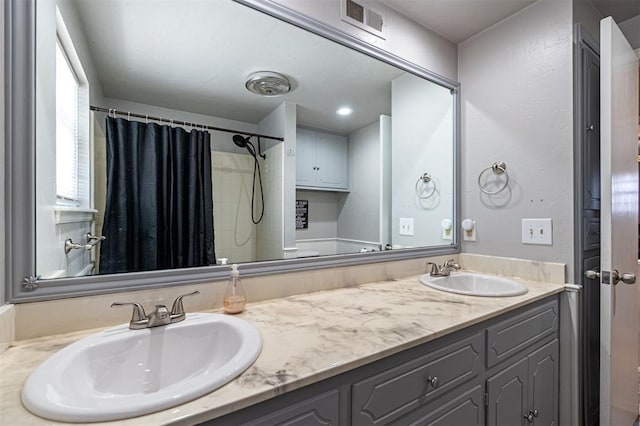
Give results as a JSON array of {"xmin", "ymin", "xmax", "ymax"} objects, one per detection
[{"xmin": 4, "ymin": 0, "xmax": 460, "ymax": 303}]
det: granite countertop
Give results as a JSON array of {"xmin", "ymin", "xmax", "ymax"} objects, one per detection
[{"xmin": 0, "ymin": 272, "xmax": 565, "ymax": 425}]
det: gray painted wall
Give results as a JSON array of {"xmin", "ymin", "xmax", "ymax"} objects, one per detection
[
  {"xmin": 619, "ymin": 15, "xmax": 640, "ymax": 50},
  {"xmin": 295, "ymin": 190, "xmax": 340, "ymax": 239},
  {"xmin": 0, "ymin": 0, "xmax": 5, "ymax": 304},
  {"xmin": 338, "ymin": 121, "xmax": 382, "ymax": 243},
  {"xmin": 459, "ymin": 0, "xmax": 575, "ymax": 281},
  {"xmin": 391, "ymin": 73, "xmax": 455, "ymax": 248}
]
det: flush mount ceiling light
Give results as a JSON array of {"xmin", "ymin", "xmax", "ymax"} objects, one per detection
[
  {"xmin": 245, "ymin": 71, "xmax": 291, "ymax": 96},
  {"xmin": 336, "ymin": 107, "xmax": 353, "ymax": 116}
]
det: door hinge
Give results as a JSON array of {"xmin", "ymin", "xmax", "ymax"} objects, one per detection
[
  {"xmin": 22, "ymin": 275, "xmax": 40, "ymax": 291},
  {"xmin": 484, "ymin": 392, "xmax": 489, "ymax": 406}
]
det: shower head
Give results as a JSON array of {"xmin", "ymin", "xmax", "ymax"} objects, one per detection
[
  {"xmin": 233, "ymin": 134, "xmax": 249, "ymax": 148},
  {"xmin": 233, "ymin": 134, "xmax": 256, "ymax": 156}
]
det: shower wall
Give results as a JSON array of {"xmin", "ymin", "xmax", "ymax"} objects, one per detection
[
  {"xmin": 256, "ymin": 103, "xmax": 296, "ymax": 261},
  {"xmin": 211, "ymin": 152, "xmax": 257, "ymax": 264}
]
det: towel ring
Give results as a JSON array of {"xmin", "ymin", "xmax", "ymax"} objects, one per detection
[
  {"xmin": 415, "ymin": 173, "xmax": 436, "ymax": 199},
  {"xmin": 478, "ymin": 161, "xmax": 509, "ymax": 195}
]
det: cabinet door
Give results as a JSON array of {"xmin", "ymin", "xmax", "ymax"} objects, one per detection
[
  {"xmin": 315, "ymin": 132, "xmax": 348, "ymax": 189},
  {"xmin": 486, "ymin": 357, "xmax": 528, "ymax": 426},
  {"xmin": 296, "ymin": 128, "xmax": 317, "ymax": 187},
  {"xmin": 528, "ymin": 340, "xmax": 558, "ymax": 426}
]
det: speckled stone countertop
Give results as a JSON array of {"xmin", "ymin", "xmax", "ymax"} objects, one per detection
[{"xmin": 0, "ymin": 273, "xmax": 565, "ymax": 425}]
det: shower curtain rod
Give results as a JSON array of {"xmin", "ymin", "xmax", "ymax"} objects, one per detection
[{"xmin": 90, "ymin": 105, "xmax": 285, "ymax": 142}]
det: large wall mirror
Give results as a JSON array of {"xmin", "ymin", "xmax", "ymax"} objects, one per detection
[{"xmin": 6, "ymin": 0, "xmax": 459, "ymax": 302}]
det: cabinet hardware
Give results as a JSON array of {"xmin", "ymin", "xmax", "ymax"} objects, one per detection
[{"xmin": 426, "ymin": 376, "xmax": 439, "ymax": 387}]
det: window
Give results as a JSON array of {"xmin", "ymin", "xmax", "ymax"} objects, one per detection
[{"xmin": 56, "ymin": 40, "xmax": 80, "ymax": 203}]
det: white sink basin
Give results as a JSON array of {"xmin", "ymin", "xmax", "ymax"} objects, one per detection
[
  {"xmin": 22, "ymin": 313, "xmax": 262, "ymax": 423},
  {"xmin": 420, "ymin": 272, "xmax": 528, "ymax": 297}
]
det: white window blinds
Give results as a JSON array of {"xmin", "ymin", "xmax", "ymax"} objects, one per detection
[{"xmin": 55, "ymin": 41, "xmax": 79, "ymax": 203}]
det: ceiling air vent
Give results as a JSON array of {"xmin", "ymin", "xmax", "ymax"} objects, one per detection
[{"xmin": 340, "ymin": 0, "xmax": 386, "ymax": 39}]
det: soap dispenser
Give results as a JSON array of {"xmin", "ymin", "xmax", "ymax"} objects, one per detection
[{"xmin": 223, "ymin": 264, "xmax": 246, "ymax": 314}]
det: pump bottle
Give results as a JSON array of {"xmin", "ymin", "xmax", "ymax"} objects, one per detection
[{"xmin": 223, "ymin": 264, "xmax": 246, "ymax": 314}]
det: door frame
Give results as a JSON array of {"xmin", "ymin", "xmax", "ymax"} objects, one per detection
[{"xmin": 573, "ymin": 24, "xmax": 601, "ymax": 426}]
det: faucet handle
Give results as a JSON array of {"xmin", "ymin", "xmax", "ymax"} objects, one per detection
[
  {"xmin": 426, "ymin": 262, "xmax": 440, "ymax": 275},
  {"xmin": 443, "ymin": 259, "xmax": 461, "ymax": 269},
  {"xmin": 111, "ymin": 302, "xmax": 147, "ymax": 322},
  {"xmin": 170, "ymin": 291, "xmax": 200, "ymax": 317}
]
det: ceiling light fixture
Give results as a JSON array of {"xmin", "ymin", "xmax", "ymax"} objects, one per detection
[
  {"xmin": 336, "ymin": 107, "xmax": 353, "ymax": 116},
  {"xmin": 245, "ymin": 71, "xmax": 291, "ymax": 97}
]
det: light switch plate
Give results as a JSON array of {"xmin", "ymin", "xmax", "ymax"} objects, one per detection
[
  {"xmin": 399, "ymin": 218, "xmax": 414, "ymax": 236},
  {"xmin": 521, "ymin": 218, "xmax": 552, "ymax": 245}
]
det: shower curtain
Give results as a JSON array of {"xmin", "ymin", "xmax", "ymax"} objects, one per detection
[{"xmin": 100, "ymin": 116, "xmax": 216, "ymax": 273}]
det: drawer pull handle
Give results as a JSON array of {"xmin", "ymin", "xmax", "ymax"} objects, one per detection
[
  {"xmin": 427, "ymin": 376, "xmax": 439, "ymax": 387},
  {"xmin": 524, "ymin": 409, "xmax": 538, "ymax": 423}
]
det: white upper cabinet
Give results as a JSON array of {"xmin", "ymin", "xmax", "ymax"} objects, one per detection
[{"xmin": 296, "ymin": 128, "xmax": 349, "ymax": 191}]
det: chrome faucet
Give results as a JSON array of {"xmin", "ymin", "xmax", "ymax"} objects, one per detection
[
  {"xmin": 111, "ymin": 291, "xmax": 200, "ymax": 330},
  {"xmin": 427, "ymin": 259, "xmax": 461, "ymax": 277}
]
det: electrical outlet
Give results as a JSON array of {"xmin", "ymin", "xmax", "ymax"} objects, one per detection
[
  {"xmin": 521, "ymin": 218, "xmax": 552, "ymax": 245},
  {"xmin": 399, "ymin": 218, "xmax": 414, "ymax": 236}
]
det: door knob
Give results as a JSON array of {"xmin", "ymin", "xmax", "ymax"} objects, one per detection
[
  {"xmin": 611, "ymin": 269, "xmax": 636, "ymax": 285},
  {"xmin": 585, "ymin": 269, "xmax": 600, "ymax": 280}
]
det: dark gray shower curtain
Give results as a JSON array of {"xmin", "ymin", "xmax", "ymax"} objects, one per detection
[{"xmin": 100, "ymin": 117, "xmax": 215, "ymax": 274}]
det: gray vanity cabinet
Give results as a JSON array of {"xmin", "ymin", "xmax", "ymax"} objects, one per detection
[
  {"xmin": 203, "ymin": 296, "xmax": 559, "ymax": 426},
  {"xmin": 485, "ymin": 298, "xmax": 559, "ymax": 426},
  {"xmin": 296, "ymin": 128, "xmax": 349, "ymax": 191},
  {"xmin": 486, "ymin": 340, "xmax": 558, "ymax": 426}
]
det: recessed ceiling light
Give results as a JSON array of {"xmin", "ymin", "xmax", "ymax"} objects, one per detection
[{"xmin": 336, "ymin": 107, "xmax": 353, "ymax": 116}]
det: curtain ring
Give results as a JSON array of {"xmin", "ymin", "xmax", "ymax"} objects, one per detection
[
  {"xmin": 478, "ymin": 161, "xmax": 509, "ymax": 195},
  {"xmin": 127, "ymin": 111, "xmax": 131, "ymax": 121},
  {"xmin": 415, "ymin": 172, "xmax": 436, "ymax": 199},
  {"xmin": 145, "ymin": 115, "xmax": 149, "ymax": 124}
]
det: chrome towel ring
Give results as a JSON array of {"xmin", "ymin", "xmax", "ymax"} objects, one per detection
[
  {"xmin": 415, "ymin": 172, "xmax": 436, "ymax": 199},
  {"xmin": 478, "ymin": 161, "xmax": 509, "ymax": 195}
]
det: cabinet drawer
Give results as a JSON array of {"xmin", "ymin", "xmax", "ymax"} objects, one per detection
[
  {"xmin": 486, "ymin": 299, "xmax": 558, "ymax": 368},
  {"xmin": 351, "ymin": 332, "xmax": 483, "ymax": 425},
  {"xmin": 243, "ymin": 389, "xmax": 339, "ymax": 426},
  {"xmin": 389, "ymin": 383, "xmax": 484, "ymax": 426}
]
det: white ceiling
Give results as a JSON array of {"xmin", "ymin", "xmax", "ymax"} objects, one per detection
[
  {"xmin": 74, "ymin": 0, "xmax": 638, "ymax": 135},
  {"xmin": 381, "ymin": 0, "xmax": 640, "ymax": 44},
  {"xmin": 591, "ymin": 0, "xmax": 640, "ymax": 24},
  {"xmin": 382, "ymin": 0, "xmax": 538, "ymax": 44},
  {"xmin": 75, "ymin": 0, "xmax": 405, "ymax": 134}
]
